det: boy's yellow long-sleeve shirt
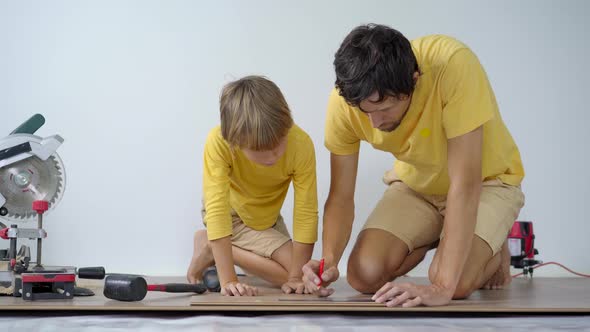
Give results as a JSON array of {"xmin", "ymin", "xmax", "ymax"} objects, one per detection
[{"xmin": 202, "ymin": 124, "xmax": 318, "ymax": 244}]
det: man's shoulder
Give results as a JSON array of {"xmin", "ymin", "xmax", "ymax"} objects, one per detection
[
  {"xmin": 412, "ymin": 35, "xmax": 470, "ymax": 66},
  {"xmin": 412, "ymin": 34, "xmax": 468, "ymax": 50},
  {"xmin": 328, "ymin": 88, "xmax": 357, "ymax": 117}
]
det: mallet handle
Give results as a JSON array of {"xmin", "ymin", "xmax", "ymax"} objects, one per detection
[{"xmin": 147, "ymin": 283, "xmax": 207, "ymax": 294}]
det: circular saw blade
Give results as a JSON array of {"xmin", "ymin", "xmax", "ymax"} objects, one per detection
[{"xmin": 0, "ymin": 154, "xmax": 65, "ymax": 220}]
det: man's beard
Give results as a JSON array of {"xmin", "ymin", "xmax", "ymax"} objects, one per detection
[
  {"xmin": 378, "ymin": 100, "xmax": 411, "ymax": 132},
  {"xmin": 379, "ymin": 121, "xmax": 401, "ymax": 132}
]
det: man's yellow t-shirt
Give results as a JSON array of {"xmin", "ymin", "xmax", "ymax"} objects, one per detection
[
  {"xmin": 325, "ymin": 35, "xmax": 525, "ymax": 195},
  {"xmin": 203, "ymin": 124, "xmax": 318, "ymax": 243}
]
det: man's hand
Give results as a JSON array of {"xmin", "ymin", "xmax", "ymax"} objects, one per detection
[
  {"xmin": 220, "ymin": 281, "xmax": 258, "ymax": 296},
  {"xmin": 302, "ymin": 259, "xmax": 339, "ymax": 297},
  {"xmin": 372, "ymin": 282, "xmax": 453, "ymax": 307},
  {"xmin": 281, "ymin": 278, "xmax": 310, "ymax": 294}
]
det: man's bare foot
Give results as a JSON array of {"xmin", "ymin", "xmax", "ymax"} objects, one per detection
[
  {"xmin": 482, "ymin": 240, "xmax": 512, "ymax": 290},
  {"xmin": 186, "ymin": 229, "xmax": 215, "ymax": 284}
]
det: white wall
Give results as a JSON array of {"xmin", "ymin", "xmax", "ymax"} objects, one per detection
[{"xmin": 1, "ymin": 0, "xmax": 588, "ymax": 277}]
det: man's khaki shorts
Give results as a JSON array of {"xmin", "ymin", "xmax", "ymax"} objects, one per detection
[
  {"xmin": 202, "ymin": 207, "xmax": 291, "ymax": 258},
  {"xmin": 362, "ymin": 178, "xmax": 525, "ymax": 255}
]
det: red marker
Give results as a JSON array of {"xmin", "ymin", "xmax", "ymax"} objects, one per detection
[{"xmin": 317, "ymin": 258, "xmax": 325, "ymax": 286}]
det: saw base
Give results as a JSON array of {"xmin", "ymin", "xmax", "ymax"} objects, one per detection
[{"xmin": 19, "ymin": 269, "xmax": 76, "ymax": 301}]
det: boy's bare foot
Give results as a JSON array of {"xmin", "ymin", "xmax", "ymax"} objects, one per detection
[
  {"xmin": 482, "ymin": 240, "xmax": 512, "ymax": 290},
  {"xmin": 186, "ymin": 229, "xmax": 215, "ymax": 284}
]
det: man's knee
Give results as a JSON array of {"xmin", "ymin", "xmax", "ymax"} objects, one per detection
[
  {"xmin": 346, "ymin": 253, "xmax": 402, "ymax": 294},
  {"xmin": 346, "ymin": 229, "xmax": 411, "ymax": 293},
  {"xmin": 347, "ymin": 258, "xmax": 386, "ymax": 293}
]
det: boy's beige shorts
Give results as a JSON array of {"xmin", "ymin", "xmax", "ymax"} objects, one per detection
[{"xmin": 202, "ymin": 206, "xmax": 291, "ymax": 258}]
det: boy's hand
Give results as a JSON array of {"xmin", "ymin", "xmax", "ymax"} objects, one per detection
[
  {"xmin": 220, "ymin": 281, "xmax": 258, "ymax": 296},
  {"xmin": 281, "ymin": 278, "xmax": 309, "ymax": 294},
  {"xmin": 302, "ymin": 259, "xmax": 339, "ymax": 297}
]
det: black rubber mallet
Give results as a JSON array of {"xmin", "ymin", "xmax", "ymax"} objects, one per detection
[
  {"xmin": 202, "ymin": 266, "xmax": 221, "ymax": 292},
  {"xmin": 103, "ymin": 274, "xmax": 207, "ymax": 301}
]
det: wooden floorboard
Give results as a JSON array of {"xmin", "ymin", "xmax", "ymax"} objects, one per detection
[{"xmin": 0, "ymin": 276, "xmax": 589, "ymax": 313}]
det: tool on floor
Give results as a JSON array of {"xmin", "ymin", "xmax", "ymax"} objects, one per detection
[
  {"xmin": 508, "ymin": 221, "xmax": 541, "ymax": 277},
  {"xmin": 508, "ymin": 222, "xmax": 590, "ymax": 279},
  {"xmin": 103, "ymin": 274, "xmax": 207, "ymax": 302},
  {"xmin": 17, "ymin": 266, "xmax": 105, "ymax": 300},
  {"xmin": 202, "ymin": 266, "xmax": 221, "ymax": 292},
  {"xmin": 0, "ymin": 114, "xmax": 106, "ymax": 300}
]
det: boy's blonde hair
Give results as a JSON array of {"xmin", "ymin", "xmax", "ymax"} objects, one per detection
[{"xmin": 220, "ymin": 76, "xmax": 293, "ymax": 151}]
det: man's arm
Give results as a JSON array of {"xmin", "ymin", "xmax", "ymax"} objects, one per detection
[
  {"xmin": 373, "ymin": 126, "xmax": 483, "ymax": 307},
  {"xmin": 433, "ymin": 125, "xmax": 483, "ymax": 292},
  {"xmin": 302, "ymin": 152, "xmax": 359, "ymax": 295},
  {"xmin": 323, "ymin": 152, "xmax": 360, "ymax": 267}
]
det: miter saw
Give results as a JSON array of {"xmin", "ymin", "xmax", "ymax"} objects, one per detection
[{"xmin": 0, "ymin": 114, "xmax": 104, "ymax": 300}]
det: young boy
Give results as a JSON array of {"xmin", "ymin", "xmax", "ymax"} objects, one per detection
[{"xmin": 187, "ymin": 75, "xmax": 318, "ymax": 296}]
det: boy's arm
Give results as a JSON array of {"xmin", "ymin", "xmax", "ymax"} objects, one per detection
[
  {"xmin": 204, "ymin": 162, "xmax": 258, "ymax": 295},
  {"xmin": 210, "ymin": 236, "xmax": 257, "ymax": 296},
  {"xmin": 288, "ymin": 136, "xmax": 319, "ymax": 286},
  {"xmin": 281, "ymin": 242, "xmax": 314, "ymax": 293},
  {"xmin": 202, "ymin": 131, "xmax": 256, "ymax": 295},
  {"xmin": 209, "ymin": 236, "xmax": 238, "ymax": 284},
  {"xmin": 203, "ymin": 179, "xmax": 239, "ymax": 288}
]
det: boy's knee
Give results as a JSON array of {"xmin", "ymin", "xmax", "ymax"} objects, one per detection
[{"xmin": 194, "ymin": 229, "xmax": 209, "ymax": 246}]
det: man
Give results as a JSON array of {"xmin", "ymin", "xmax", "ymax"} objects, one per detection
[{"xmin": 302, "ymin": 24, "xmax": 525, "ymax": 307}]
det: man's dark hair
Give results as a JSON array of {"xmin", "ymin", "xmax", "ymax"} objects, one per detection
[{"xmin": 334, "ymin": 24, "xmax": 420, "ymax": 106}]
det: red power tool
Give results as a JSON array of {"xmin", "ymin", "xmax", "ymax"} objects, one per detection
[{"xmin": 508, "ymin": 221, "xmax": 542, "ymax": 277}]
